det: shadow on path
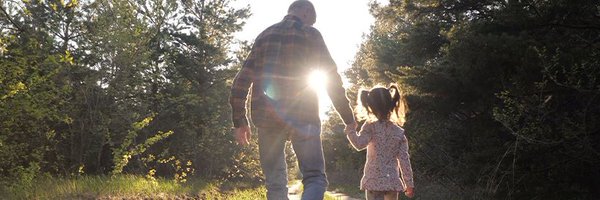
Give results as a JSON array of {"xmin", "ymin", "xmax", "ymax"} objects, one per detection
[{"xmin": 287, "ymin": 181, "xmax": 363, "ymax": 200}]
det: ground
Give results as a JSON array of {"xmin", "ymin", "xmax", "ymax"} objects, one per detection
[{"xmin": 287, "ymin": 181, "xmax": 363, "ymax": 200}]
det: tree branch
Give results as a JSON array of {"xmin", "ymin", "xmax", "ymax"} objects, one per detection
[
  {"xmin": 67, "ymin": 33, "xmax": 82, "ymax": 40},
  {"xmin": 0, "ymin": 5, "xmax": 23, "ymax": 32},
  {"xmin": 522, "ymin": 0, "xmax": 542, "ymax": 18}
]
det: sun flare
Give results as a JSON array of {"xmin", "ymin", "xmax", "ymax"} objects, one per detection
[
  {"xmin": 308, "ymin": 70, "xmax": 327, "ymax": 91},
  {"xmin": 308, "ymin": 70, "xmax": 332, "ymax": 119}
]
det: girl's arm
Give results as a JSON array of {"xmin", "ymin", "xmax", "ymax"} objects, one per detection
[
  {"xmin": 346, "ymin": 123, "xmax": 371, "ymax": 151},
  {"xmin": 398, "ymin": 134, "xmax": 414, "ymax": 189}
]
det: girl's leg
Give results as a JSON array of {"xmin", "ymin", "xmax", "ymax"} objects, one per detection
[
  {"xmin": 366, "ymin": 190, "xmax": 385, "ymax": 200},
  {"xmin": 383, "ymin": 191, "xmax": 399, "ymax": 200}
]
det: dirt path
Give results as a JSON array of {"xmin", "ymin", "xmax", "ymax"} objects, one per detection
[
  {"xmin": 287, "ymin": 182, "xmax": 363, "ymax": 200},
  {"xmin": 288, "ymin": 181, "xmax": 302, "ymax": 200},
  {"xmin": 325, "ymin": 190, "xmax": 363, "ymax": 200}
]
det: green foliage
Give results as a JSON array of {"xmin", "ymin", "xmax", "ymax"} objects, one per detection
[
  {"xmin": 343, "ymin": 0, "xmax": 600, "ymax": 199},
  {"xmin": 0, "ymin": 25, "xmax": 72, "ymax": 180},
  {"xmin": 111, "ymin": 115, "xmax": 173, "ymax": 175},
  {"xmin": 0, "ymin": 0, "xmax": 254, "ymax": 186}
]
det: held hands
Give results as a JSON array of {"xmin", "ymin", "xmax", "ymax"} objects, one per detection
[
  {"xmin": 404, "ymin": 187, "xmax": 414, "ymax": 198},
  {"xmin": 234, "ymin": 125, "xmax": 252, "ymax": 146},
  {"xmin": 344, "ymin": 121, "xmax": 358, "ymax": 134}
]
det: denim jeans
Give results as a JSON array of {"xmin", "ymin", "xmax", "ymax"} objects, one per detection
[{"xmin": 257, "ymin": 124, "xmax": 328, "ymax": 200}]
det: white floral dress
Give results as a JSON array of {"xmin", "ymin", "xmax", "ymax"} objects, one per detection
[{"xmin": 346, "ymin": 120, "xmax": 414, "ymax": 191}]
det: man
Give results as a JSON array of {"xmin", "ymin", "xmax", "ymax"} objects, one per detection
[{"xmin": 229, "ymin": 1, "xmax": 357, "ymax": 199}]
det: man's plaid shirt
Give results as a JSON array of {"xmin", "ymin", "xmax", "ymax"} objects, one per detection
[{"xmin": 229, "ymin": 15, "xmax": 355, "ymax": 128}]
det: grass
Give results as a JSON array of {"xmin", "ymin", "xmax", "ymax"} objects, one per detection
[
  {"xmin": 0, "ymin": 175, "xmax": 270, "ymax": 199},
  {"xmin": 0, "ymin": 175, "xmax": 349, "ymax": 199},
  {"xmin": 324, "ymin": 193, "xmax": 341, "ymax": 200}
]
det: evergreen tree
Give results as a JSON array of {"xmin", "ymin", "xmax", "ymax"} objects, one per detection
[
  {"xmin": 0, "ymin": 0, "xmax": 256, "ymax": 184},
  {"xmin": 345, "ymin": 0, "xmax": 600, "ymax": 198}
]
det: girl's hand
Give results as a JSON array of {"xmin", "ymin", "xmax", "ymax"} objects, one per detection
[
  {"xmin": 344, "ymin": 122, "xmax": 357, "ymax": 134},
  {"xmin": 405, "ymin": 187, "xmax": 414, "ymax": 198},
  {"xmin": 344, "ymin": 126, "xmax": 356, "ymax": 135}
]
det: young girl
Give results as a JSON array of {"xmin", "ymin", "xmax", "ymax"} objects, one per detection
[{"xmin": 345, "ymin": 84, "xmax": 415, "ymax": 200}]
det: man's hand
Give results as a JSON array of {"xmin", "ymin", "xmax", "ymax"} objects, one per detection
[
  {"xmin": 234, "ymin": 125, "xmax": 252, "ymax": 146},
  {"xmin": 404, "ymin": 187, "xmax": 414, "ymax": 198},
  {"xmin": 344, "ymin": 121, "xmax": 358, "ymax": 134}
]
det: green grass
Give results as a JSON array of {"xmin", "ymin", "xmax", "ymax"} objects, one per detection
[
  {"xmin": 324, "ymin": 193, "xmax": 340, "ymax": 200},
  {"xmin": 0, "ymin": 175, "xmax": 350, "ymax": 199},
  {"xmin": 0, "ymin": 175, "xmax": 271, "ymax": 199},
  {"xmin": 223, "ymin": 186, "xmax": 267, "ymax": 200}
]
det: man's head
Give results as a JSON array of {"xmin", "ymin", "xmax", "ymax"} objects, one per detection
[{"xmin": 288, "ymin": 0, "xmax": 316, "ymax": 26}]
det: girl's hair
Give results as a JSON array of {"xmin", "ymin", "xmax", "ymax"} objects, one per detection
[{"xmin": 356, "ymin": 83, "xmax": 408, "ymax": 126}]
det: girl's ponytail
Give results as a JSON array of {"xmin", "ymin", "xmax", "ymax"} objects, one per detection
[
  {"xmin": 359, "ymin": 90, "xmax": 370, "ymax": 111},
  {"xmin": 355, "ymin": 89, "xmax": 371, "ymax": 122},
  {"xmin": 389, "ymin": 84, "xmax": 401, "ymax": 109},
  {"xmin": 389, "ymin": 84, "xmax": 408, "ymax": 126}
]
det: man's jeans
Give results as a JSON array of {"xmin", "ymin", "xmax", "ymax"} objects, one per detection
[{"xmin": 257, "ymin": 124, "xmax": 327, "ymax": 200}]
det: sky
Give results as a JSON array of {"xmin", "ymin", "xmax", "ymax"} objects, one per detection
[
  {"xmin": 231, "ymin": 0, "xmax": 376, "ymax": 73},
  {"xmin": 230, "ymin": 0, "xmax": 378, "ymax": 118}
]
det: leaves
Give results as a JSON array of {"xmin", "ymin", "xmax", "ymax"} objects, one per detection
[
  {"xmin": 343, "ymin": 0, "xmax": 600, "ymax": 198},
  {"xmin": 0, "ymin": 0, "xmax": 252, "ymax": 184}
]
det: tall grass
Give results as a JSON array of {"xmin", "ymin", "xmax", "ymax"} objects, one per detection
[
  {"xmin": 1, "ymin": 175, "xmax": 215, "ymax": 199},
  {"xmin": 0, "ymin": 175, "xmax": 270, "ymax": 199},
  {"xmin": 0, "ymin": 175, "xmax": 347, "ymax": 199}
]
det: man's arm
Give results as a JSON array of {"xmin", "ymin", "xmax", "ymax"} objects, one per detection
[
  {"xmin": 309, "ymin": 28, "xmax": 356, "ymax": 125},
  {"xmin": 230, "ymin": 63, "xmax": 254, "ymax": 128},
  {"xmin": 229, "ymin": 43, "xmax": 260, "ymax": 145}
]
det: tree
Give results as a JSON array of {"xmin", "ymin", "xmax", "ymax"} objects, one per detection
[
  {"xmin": 344, "ymin": 0, "xmax": 600, "ymax": 198},
  {"xmin": 1, "ymin": 0, "xmax": 257, "ymax": 184},
  {"xmin": 0, "ymin": 0, "xmax": 84, "ymax": 179}
]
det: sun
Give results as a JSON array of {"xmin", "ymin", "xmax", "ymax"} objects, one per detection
[
  {"xmin": 308, "ymin": 70, "xmax": 332, "ymax": 119},
  {"xmin": 308, "ymin": 70, "xmax": 327, "ymax": 90}
]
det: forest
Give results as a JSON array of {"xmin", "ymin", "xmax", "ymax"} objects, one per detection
[{"xmin": 1, "ymin": 0, "xmax": 599, "ymax": 199}]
